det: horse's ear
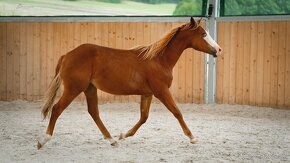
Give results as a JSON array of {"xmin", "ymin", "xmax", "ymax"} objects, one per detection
[
  {"xmin": 190, "ymin": 17, "xmax": 197, "ymax": 26},
  {"xmin": 197, "ymin": 17, "xmax": 203, "ymax": 25}
]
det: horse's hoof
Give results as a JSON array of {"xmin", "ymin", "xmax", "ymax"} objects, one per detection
[
  {"xmin": 190, "ymin": 137, "xmax": 198, "ymax": 144},
  {"xmin": 107, "ymin": 138, "xmax": 118, "ymax": 147},
  {"xmin": 119, "ymin": 133, "xmax": 126, "ymax": 140},
  {"xmin": 37, "ymin": 134, "xmax": 51, "ymax": 149},
  {"xmin": 110, "ymin": 140, "xmax": 119, "ymax": 147},
  {"xmin": 37, "ymin": 141, "xmax": 42, "ymax": 150}
]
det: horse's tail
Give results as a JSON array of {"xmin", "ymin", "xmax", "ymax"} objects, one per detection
[{"xmin": 41, "ymin": 55, "xmax": 64, "ymax": 119}]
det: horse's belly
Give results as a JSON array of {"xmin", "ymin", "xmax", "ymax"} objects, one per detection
[{"xmin": 91, "ymin": 78, "xmax": 151, "ymax": 95}]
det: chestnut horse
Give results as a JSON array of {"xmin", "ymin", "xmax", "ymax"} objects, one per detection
[{"xmin": 37, "ymin": 17, "xmax": 221, "ymax": 149}]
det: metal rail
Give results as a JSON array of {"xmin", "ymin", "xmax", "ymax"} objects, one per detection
[
  {"xmin": 0, "ymin": 16, "xmax": 194, "ymax": 22},
  {"xmin": 218, "ymin": 15, "xmax": 290, "ymax": 22}
]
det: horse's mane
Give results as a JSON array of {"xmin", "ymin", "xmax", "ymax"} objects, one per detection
[{"xmin": 131, "ymin": 22, "xmax": 196, "ymax": 60}]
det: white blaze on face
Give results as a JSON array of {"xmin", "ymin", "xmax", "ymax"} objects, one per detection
[{"xmin": 203, "ymin": 31, "xmax": 222, "ymax": 55}]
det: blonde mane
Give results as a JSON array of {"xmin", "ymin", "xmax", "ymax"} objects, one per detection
[{"xmin": 132, "ymin": 22, "xmax": 196, "ymax": 60}]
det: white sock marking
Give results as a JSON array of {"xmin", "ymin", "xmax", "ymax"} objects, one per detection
[{"xmin": 39, "ymin": 134, "xmax": 51, "ymax": 146}]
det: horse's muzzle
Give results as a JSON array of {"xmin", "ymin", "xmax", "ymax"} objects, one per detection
[
  {"xmin": 210, "ymin": 49, "xmax": 218, "ymax": 58},
  {"xmin": 211, "ymin": 47, "xmax": 222, "ymax": 58}
]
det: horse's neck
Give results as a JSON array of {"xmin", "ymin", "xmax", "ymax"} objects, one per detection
[{"xmin": 160, "ymin": 37, "xmax": 188, "ymax": 69}]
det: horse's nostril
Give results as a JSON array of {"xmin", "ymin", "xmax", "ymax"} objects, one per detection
[{"xmin": 219, "ymin": 48, "xmax": 222, "ymax": 52}]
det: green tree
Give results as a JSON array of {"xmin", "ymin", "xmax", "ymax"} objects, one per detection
[
  {"xmin": 224, "ymin": 0, "xmax": 241, "ymax": 15},
  {"xmin": 173, "ymin": 0, "xmax": 202, "ymax": 16},
  {"xmin": 97, "ymin": 0, "xmax": 122, "ymax": 3},
  {"xmin": 257, "ymin": 0, "xmax": 281, "ymax": 14},
  {"xmin": 224, "ymin": 0, "xmax": 290, "ymax": 16},
  {"xmin": 130, "ymin": 0, "xmax": 179, "ymax": 4}
]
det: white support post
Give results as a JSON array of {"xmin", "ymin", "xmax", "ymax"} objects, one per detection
[{"xmin": 205, "ymin": 0, "xmax": 219, "ymax": 104}]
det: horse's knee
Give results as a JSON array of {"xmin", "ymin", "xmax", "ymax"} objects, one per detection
[
  {"xmin": 88, "ymin": 108, "xmax": 99, "ymax": 117},
  {"xmin": 140, "ymin": 117, "xmax": 148, "ymax": 124}
]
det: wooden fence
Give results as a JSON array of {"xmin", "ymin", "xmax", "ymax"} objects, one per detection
[
  {"xmin": 1, "ymin": 20, "xmax": 289, "ymax": 108},
  {"xmin": 0, "ymin": 22, "xmax": 205, "ymax": 103},
  {"xmin": 216, "ymin": 21, "xmax": 290, "ymax": 108}
]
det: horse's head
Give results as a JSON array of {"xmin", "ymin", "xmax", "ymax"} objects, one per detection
[{"xmin": 180, "ymin": 17, "xmax": 222, "ymax": 57}]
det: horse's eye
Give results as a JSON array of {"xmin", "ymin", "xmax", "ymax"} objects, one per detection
[{"xmin": 202, "ymin": 33, "xmax": 207, "ymax": 37}]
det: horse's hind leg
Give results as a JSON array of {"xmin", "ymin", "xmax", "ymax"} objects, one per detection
[
  {"xmin": 84, "ymin": 84, "xmax": 117, "ymax": 146},
  {"xmin": 119, "ymin": 94, "xmax": 153, "ymax": 140},
  {"xmin": 37, "ymin": 90, "xmax": 80, "ymax": 149}
]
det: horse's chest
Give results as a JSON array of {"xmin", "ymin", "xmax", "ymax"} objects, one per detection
[
  {"xmin": 164, "ymin": 73, "xmax": 173, "ymax": 87},
  {"xmin": 151, "ymin": 69, "xmax": 173, "ymax": 88}
]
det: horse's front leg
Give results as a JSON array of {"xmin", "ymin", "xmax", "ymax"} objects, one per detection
[
  {"xmin": 119, "ymin": 94, "xmax": 153, "ymax": 140},
  {"xmin": 153, "ymin": 87, "xmax": 197, "ymax": 144}
]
